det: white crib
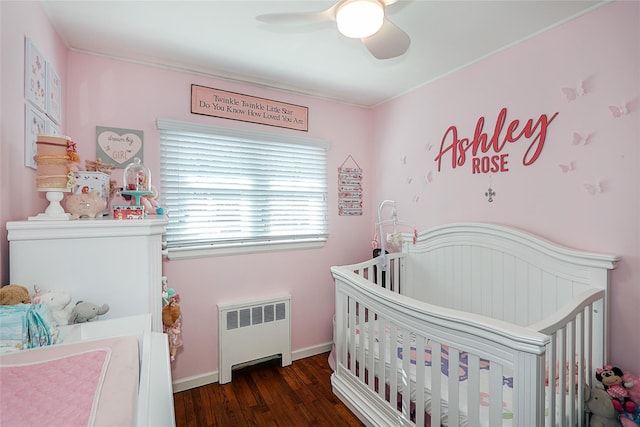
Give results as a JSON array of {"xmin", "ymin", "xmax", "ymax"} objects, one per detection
[{"xmin": 330, "ymin": 222, "xmax": 619, "ymax": 427}]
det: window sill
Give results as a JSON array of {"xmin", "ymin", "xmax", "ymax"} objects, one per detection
[{"xmin": 165, "ymin": 239, "xmax": 326, "ymax": 260}]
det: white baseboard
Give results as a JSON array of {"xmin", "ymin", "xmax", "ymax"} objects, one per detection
[
  {"xmin": 172, "ymin": 371, "xmax": 218, "ymax": 393},
  {"xmin": 292, "ymin": 341, "xmax": 333, "ymax": 361},
  {"xmin": 171, "ymin": 341, "xmax": 333, "ymax": 393}
]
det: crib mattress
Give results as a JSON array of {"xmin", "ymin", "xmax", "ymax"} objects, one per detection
[{"xmin": 0, "ymin": 335, "xmax": 139, "ymax": 427}]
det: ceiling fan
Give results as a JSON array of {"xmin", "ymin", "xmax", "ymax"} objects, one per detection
[{"xmin": 256, "ymin": 0, "xmax": 410, "ymax": 60}]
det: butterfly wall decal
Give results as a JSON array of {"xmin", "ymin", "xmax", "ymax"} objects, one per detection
[
  {"xmin": 609, "ymin": 104, "xmax": 629, "ymax": 118},
  {"xmin": 572, "ymin": 132, "xmax": 592, "ymax": 146},
  {"xmin": 609, "ymin": 98, "xmax": 639, "ymax": 117},
  {"xmin": 559, "ymin": 162, "xmax": 575, "ymax": 173},
  {"xmin": 584, "ymin": 181, "xmax": 603, "ymax": 195},
  {"xmin": 562, "ymin": 80, "xmax": 586, "ymax": 102},
  {"xmin": 400, "ymin": 155, "xmax": 407, "ymax": 165},
  {"xmin": 424, "ymin": 171, "xmax": 433, "ymax": 183}
]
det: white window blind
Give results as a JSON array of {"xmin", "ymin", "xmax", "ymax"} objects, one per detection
[{"xmin": 157, "ymin": 118, "xmax": 329, "ymax": 258}]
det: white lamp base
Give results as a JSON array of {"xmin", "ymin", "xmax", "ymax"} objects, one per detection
[{"xmin": 28, "ymin": 190, "xmax": 73, "ymax": 221}]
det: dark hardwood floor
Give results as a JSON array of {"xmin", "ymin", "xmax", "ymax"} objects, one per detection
[{"xmin": 173, "ymin": 352, "xmax": 364, "ymax": 426}]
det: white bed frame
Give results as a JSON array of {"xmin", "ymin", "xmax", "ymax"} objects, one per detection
[
  {"xmin": 58, "ymin": 314, "xmax": 175, "ymax": 426},
  {"xmin": 331, "ymin": 222, "xmax": 619, "ymax": 427}
]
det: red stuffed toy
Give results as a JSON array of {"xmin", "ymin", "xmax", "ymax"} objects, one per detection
[{"xmin": 596, "ymin": 365, "xmax": 637, "ymax": 413}]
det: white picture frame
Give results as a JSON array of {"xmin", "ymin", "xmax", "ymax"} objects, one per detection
[
  {"xmin": 24, "ymin": 38, "xmax": 47, "ymax": 112},
  {"xmin": 46, "ymin": 62, "xmax": 62, "ymax": 124},
  {"xmin": 25, "ymin": 104, "xmax": 46, "ymax": 169}
]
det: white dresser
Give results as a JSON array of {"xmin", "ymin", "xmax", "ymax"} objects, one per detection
[{"xmin": 7, "ymin": 216, "xmax": 168, "ymax": 331}]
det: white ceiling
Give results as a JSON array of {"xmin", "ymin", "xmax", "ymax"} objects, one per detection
[{"xmin": 40, "ymin": 0, "xmax": 607, "ymax": 108}]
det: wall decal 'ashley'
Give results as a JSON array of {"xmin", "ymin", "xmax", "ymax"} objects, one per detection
[{"xmin": 434, "ymin": 107, "xmax": 559, "ymax": 174}]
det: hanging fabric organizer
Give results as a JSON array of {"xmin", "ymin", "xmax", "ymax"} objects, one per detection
[{"xmin": 338, "ymin": 155, "xmax": 363, "ymax": 216}]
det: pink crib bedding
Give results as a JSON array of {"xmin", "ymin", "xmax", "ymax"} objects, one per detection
[{"xmin": 0, "ymin": 335, "xmax": 139, "ymax": 427}]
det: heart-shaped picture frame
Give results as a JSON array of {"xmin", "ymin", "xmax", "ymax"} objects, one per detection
[{"xmin": 96, "ymin": 126, "xmax": 144, "ymax": 167}]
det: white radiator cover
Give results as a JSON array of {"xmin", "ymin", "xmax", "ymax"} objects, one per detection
[{"xmin": 217, "ymin": 294, "xmax": 292, "ymax": 384}]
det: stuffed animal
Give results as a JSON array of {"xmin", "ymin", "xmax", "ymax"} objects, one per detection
[
  {"xmin": 32, "ymin": 285, "xmax": 73, "ymax": 326},
  {"xmin": 620, "ymin": 372, "xmax": 640, "ymax": 426},
  {"xmin": 0, "ymin": 284, "xmax": 31, "ymax": 305},
  {"xmin": 69, "ymin": 301, "xmax": 109, "ymax": 323},
  {"xmin": 162, "ymin": 300, "xmax": 181, "ymax": 326},
  {"xmin": 138, "ymin": 185, "xmax": 164, "ymax": 215},
  {"xmin": 585, "ymin": 385, "xmax": 623, "ymax": 427},
  {"xmin": 597, "ymin": 366, "xmax": 638, "ymax": 413},
  {"xmin": 163, "ymin": 299, "xmax": 182, "ymax": 362},
  {"xmin": 162, "ymin": 282, "xmax": 182, "ymax": 362},
  {"xmin": 623, "ymin": 372, "xmax": 640, "ymax": 410},
  {"xmin": 619, "ymin": 408, "xmax": 640, "ymax": 427}
]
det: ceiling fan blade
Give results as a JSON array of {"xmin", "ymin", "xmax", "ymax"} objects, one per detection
[
  {"xmin": 362, "ymin": 17, "xmax": 410, "ymax": 59},
  {"xmin": 256, "ymin": 4, "xmax": 337, "ymax": 26}
]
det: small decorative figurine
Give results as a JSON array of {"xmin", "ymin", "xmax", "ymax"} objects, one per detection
[{"xmin": 116, "ymin": 158, "xmax": 153, "ymax": 218}]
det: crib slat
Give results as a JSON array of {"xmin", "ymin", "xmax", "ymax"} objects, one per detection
[
  {"xmin": 431, "ymin": 341, "xmax": 441, "ymax": 426},
  {"xmin": 576, "ymin": 311, "xmax": 585, "ymax": 427},
  {"xmin": 415, "ymin": 335, "xmax": 426, "ymax": 427},
  {"xmin": 401, "ymin": 328, "xmax": 411, "ymax": 419},
  {"xmin": 376, "ymin": 260, "xmax": 383, "ymax": 286},
  {"xmin": 389, "ymin": 322, "xmax": 398, "ymax": 411},
  {"xmin": 558, "ymin": 326, "xmax": 567, "ymax": 424},
  {"xmin": 448, "ymin": 347, "xmax": 460, "ymax": 427},
  {"xmin": 547, "ymin": 333, "xmax": 557, "ymax": 427},
  {"xmin": 377, "ymin": 316, "xmax": 387, "ymax": 402},
  {"xmin": 489, "ymin": 361, "xmax": 503, "ymax": 426},
  {"xmin": 367, "ymin": 309, "xmax": 376, "ymax": 392},
  {"xmin": 358, "ymin": 303, "xmax": 365, "ymax": 382},
  {"xmin": 467, "ymin": 353, "xmax": 480, "ymax": 426},
  {"xmin": 348, "ymin": 297, "xmax": 357, "ymax": 376},
  {"xmin": 585, "ymin": 303, "xmax": 593, "ymax": 386},
  {"xmin": 567, "ymin": 320, "xmax": 576, "ymax": 426}
]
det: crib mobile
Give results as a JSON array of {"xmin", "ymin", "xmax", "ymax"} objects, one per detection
[{"xmin": 372, "ymin": 200, "xmax": 417, "ymax": 272}]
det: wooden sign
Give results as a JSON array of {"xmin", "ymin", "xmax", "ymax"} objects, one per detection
[
  {"xmin": 338, "ymin": 156, "xmax": 363, "ymax": 216},
  {"xmin": 191, "ymin": 84, "xmax": 308, "ymax": 132},
  {"xmin": 96, "ymin": 126, "xmax": 144, "ymax": 167}
]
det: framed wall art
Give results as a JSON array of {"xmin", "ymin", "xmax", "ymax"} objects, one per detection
[
  {"xmin": 25, "ymin": 104, "xmax": 46, "ymax": 169},
  {"xmin": 46, "ymin": 62, "xmax": 62, "ymax": 124},
  {"xmin": 96, "ymin": 126, "xmax": 144, "ymax": 168},
  {"xmin": 24, "ymin": 38, "xmax": 47, "ymax": 112}
]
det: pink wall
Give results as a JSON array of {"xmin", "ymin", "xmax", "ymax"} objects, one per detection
[
  {"xmin": 65, "ymin": 53, "xmax": 375, "ymax": 382},
  {"xmin": 2, "ymin": 0, "xmax": 638, "ymax": 385},
  {"xmin": 0, "ymin": 1, "xmax": 68, "ymax": 282},
  {"xmin": 1, "ymin": 2, "xmax": 374, "ymax": 384},
  {"xmin": 371, "ymin": 1, "xmax": 639, "ymax": 373}
]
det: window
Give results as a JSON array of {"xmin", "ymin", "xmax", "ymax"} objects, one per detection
[{"xmin": 157, "ymin": 119, "xmax": 329, "ymax": 259}]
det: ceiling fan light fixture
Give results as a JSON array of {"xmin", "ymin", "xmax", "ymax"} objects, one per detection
[{"xmin": 336, "ymin": 0, "xmax": 384, "ymax": 39}]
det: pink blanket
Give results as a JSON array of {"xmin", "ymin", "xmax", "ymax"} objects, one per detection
[
  {"xmin": 1, "ymin": 349, "xmax": 109, "ymax": 426},
  {"xmin": 0, "ymin": 335, "xmax": 139, "ymax": 427}
]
